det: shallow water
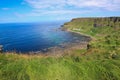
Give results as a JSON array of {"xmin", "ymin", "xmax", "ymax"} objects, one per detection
[{"xmin": 0, "ymin": 21, "xmax": 90, "ymax": 53}]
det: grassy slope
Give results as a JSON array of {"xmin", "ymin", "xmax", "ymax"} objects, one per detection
[
  {"xmin": 0, "ymin": 17, "xmax": 120, "ymax": 80},
  {"xmin": 63, "ymin": 17, "xmax": 120, "ymax": 51},
  {"xmin": 1, "ymin": 53, "xmax": 120, "ymax": 80}
]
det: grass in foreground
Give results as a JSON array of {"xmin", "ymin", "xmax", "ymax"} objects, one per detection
[
  {"xmin": 0, "ymin": 17, "xmax": 120, "ymax": 80},
  {"xmin": 0, "ymin": 51, "xmax": 120, "ymax": 80}
]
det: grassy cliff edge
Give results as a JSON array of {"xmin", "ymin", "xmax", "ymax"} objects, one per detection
[
  {"xmin": 0, "ymin": 17, "xmax": 120, "ymax": 80},
  {"xmin": 62, "ymin": 17, "xmax": 120, "ymax": 50}
]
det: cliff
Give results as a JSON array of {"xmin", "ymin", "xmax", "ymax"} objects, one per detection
[
  {"xmin": 62, "ymin": 17, "xmax": 120, "ymax": 38},
  {"xmin": 63, "ymin": 17, "xmax": 120, "ymax": 29},
  {"xmin": 62, "ymin": 17, "xmax": 120, "ymax": 53}
]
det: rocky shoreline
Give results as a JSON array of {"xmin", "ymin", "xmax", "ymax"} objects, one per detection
[
  {"xmin": 0, "ymin": 21, "xmax": 93, "ymax": 54},
  {"xmin": 29, "ymin": 33, "xmax": 91, "ymax": 55}
]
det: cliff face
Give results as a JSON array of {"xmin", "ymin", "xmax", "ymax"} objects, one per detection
[
  {"xmin": 63, "ymin": 17, "xmax": 120, "ymax": 31},
  {"xmin": 62, "ymin": 17, "xmax": 120, "ymax": 51}
]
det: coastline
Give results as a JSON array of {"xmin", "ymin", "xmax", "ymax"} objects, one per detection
[
  {"xmin": 1, "ymin": 26, "xmax": 91, "ymax": 54},
  {"xmin": 40, "ymin": 28, "xmax": 92, "ymax": 54},
  {"xmin": 60, "ymin": 25, "xmax": 95, "ymax": 41},
  {"xmin": 65, "ymin": 29, "xmax": 95, "ymax": 40},
  {"xmin": 1, "ymin": 17, "xmax": 120, "ymax": 80}
]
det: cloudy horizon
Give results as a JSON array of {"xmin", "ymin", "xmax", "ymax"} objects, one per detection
[{"xmin": 0, "ymin": 0, "xmax": 120, "ymax": 23}]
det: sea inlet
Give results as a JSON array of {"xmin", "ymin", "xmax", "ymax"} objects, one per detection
[{"xmin": 0, "ymin": 21, "xmax": 90, "ymax": 53}]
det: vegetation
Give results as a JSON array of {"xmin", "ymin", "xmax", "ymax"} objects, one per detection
[
  {"xmin": 0, "ymin": 52, "xmax": 120, "ymax": 80},
  {"xmin": 0, "ymin": 17, "xmax": 120, "ymax": 80}
]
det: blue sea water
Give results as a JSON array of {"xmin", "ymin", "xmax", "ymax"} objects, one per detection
[{"xmin": 0, "ymin": 21, "xmax": 89, "ymax": 53}]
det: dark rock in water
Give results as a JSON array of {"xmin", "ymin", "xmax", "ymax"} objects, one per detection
[
  {"xmin": 61, "ymin": 25, "xmax": 64, "ymax": 27},
  {"xmin": 0, "ymin": 45, "xmax": 3, "ymax": 53}
]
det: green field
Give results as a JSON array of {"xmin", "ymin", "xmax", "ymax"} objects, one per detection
[{"xmin": 0, "ymin": 17, "xmax": 120, "ymax": 80}]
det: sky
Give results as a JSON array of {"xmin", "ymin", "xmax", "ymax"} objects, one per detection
[{"xmin": 0, "ymin": 0, "xmax": 120, "ymax": 23}]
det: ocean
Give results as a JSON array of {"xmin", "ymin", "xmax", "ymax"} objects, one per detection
[{"xmin": 0, "ymin": 21, "xmax": 89, "ymax": 53}]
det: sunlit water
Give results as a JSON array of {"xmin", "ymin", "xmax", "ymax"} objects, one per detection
[{"xmin": 0, "ymin": 21, "xmax": 90, "ymax": 53}]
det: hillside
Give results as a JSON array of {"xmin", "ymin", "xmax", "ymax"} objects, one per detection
[
  {"xmin": 0, "ymin": 17, "xmax": 120, "ymax": 80},
  {"xmin": 63, "ymin": 17, "xmax": 120, "ymax": 36},
  {"xmin": 62, "ymin": 17, "xmax": 120, "ymax": 52}
]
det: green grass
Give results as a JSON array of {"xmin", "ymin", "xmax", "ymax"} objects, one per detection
[
  {"xmin": 0, "ymin": 17, "xmax": 120, "ymax": 80},
  {"xmin": 0, "ymin": 53, "xmax": 120, "ymax": 80}
]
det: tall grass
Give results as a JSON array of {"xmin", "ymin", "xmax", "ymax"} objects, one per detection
[
  {"xmin": 0, "ymin": 17, "xmax": 120, "ymax": 80},
  {"xmin": 0, "ymin": 53, "xmax": 120, "ymax": 80}
]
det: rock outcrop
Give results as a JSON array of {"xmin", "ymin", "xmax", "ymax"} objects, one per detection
[{"xmin": 0, "ymin": 45, "xmax": 3, "ymax": 53}]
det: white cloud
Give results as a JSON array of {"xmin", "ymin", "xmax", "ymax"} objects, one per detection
[
  {"xmin": 67, "ymin": 0, "xmax": 120, "ymax": 11},
  {"xmin": 17, "ymin": 10, "xmax": 90, "ymax": 17},
  {"xmin": 25, "ymin": 0, "xmax": 120, "ymax": 11},
  {"xmin": 33, "ymin": 10, "xmax": 90, "ymax": 15},
  {"xmin": 20, "ymin": 0, "xmax": 120, "ymax": 20},
  {"xmin": 14, "ymin": 13, "xmax": 25, "ymax": 18},
  {"xmin": 25, "ymin": 0, "xmax": 66, "ymax": 9},
  {"xmin": 1, "ymin": 8, "xmax": 10, "ymax": 10}
]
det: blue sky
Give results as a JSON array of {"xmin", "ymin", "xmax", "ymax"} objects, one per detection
[{"xmin": 0, "ymin": 0, "xmax": 120, "ymax": 23}]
